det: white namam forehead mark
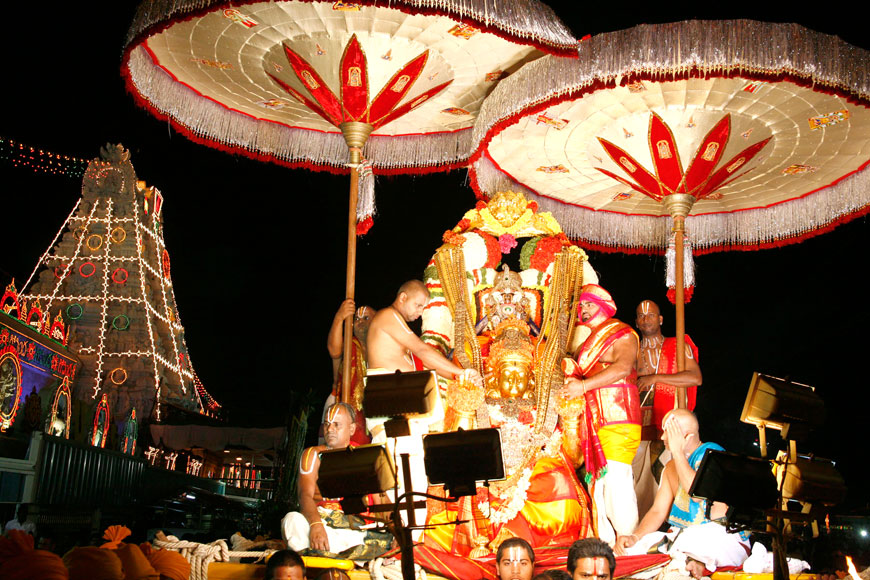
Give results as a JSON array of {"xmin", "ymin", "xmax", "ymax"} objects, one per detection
[
  {"xmin": 325, "ymin": 405, "xmax": 344, "ymax": 423},
  {"xmin": 639, "ymin": 300, "xmax": 654, "ymax": 314},
  {"xmin": 504, "ymin": 546, "xmax": 530, "ymax": 562}
]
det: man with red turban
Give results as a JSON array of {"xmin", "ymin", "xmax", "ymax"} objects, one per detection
[{"xmin": 564, "ymin": 284, "xmax": 641, "ymax": 546}]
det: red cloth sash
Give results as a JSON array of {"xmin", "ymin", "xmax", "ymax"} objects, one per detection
[
  {"xmin": 651, "ymin": 336, "xmax": 698, "ymax": 435},
  {"xmin": 332, "ymin": 337, "xmax": 371, "ymax": 445},
  {"xmin": 572, "ymin": 319, "xmax": 640, "ymax": 480}
]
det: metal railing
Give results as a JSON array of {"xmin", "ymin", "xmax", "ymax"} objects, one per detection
[{"xmin": 35, "ymin": 433, "xmax": 145, "ymax": 507}]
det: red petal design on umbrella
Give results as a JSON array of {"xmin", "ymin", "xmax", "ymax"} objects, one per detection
[
  {"xmin": 597, "ymin": 137, "xmax": 664, "ymax": 200},
  {"xmin": 374, "ymin": 80, "xmax": 453, "ymax": 129},
  {"xmin": 267, "ymin": 72, "xmax": 336, "ymax": 126},
  {"xmin": 700, "ymin": 136, "xmax": 772, "ymax": 198},
  {"xmin": 648, "ymin": 112, "xmax": 684, "ymax": 194},
  {"xmin": 340, "ymin": 35, "xmax": 369, "ymax": 122},
  {"xmin": 367, "ymin": 51, "xmax": 430, "ymax": 126},
  {"xmin": 683, "ymin": 114, "xmax": 731, "ymax": 195},
  {"xmin": 281, "ymin": 43, "xmax": 343, "ymax": 126}
]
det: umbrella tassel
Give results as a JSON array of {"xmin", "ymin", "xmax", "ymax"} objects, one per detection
[
  {"xmin": 355, "ymin": 158, "xmax": 376, "ymax": 236},
  {"xmin": 666, "ymin": 232, "xmax": 694, "ymax": 304}
]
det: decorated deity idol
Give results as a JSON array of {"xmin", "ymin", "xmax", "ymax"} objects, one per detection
[{"xmin": 421, "ymin": 191, "xmax": 597, "ymax": 558}]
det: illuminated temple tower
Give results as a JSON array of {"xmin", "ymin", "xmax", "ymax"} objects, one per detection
[{"xmin": 23, "ymin": 144, "xmax": 219, "ymax": 422}]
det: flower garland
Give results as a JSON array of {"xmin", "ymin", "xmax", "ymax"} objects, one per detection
[
  {"xmin": 478, "ymin": 429, "xmax": 563, "ymax": 525},
  {"xmin": 481, "ymin": 232, "xmax": 501, "ymax": 269},
  {"xmin": 480, "ymin": 466, "xmax": 533, "ymax": 525}
]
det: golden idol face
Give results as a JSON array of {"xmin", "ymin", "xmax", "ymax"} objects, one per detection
[{"xmin": 497, "ymin": 360, "xmax": 532, "ymax": 399}]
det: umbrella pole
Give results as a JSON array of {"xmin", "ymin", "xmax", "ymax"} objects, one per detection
[
  {"xmin": 663, "ymin": 194, "xmax": 695, "ymax": 409},
  {"xmin": 341, "ymin": 161, "xmax": 359, "ymax": 404},
  {"xmin": 339, "ymin": 122, "xmax": 374, "ymax": 405},
  {"xmin": 673, "ymin": 215, "xmax": 687, "ymax": 409}
]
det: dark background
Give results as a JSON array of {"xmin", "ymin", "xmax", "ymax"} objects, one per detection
[{"xmin": 1, "ymin": 3, "xmax": 867, "ymax": 512}]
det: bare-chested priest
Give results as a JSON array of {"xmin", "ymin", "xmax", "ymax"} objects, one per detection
[
  {"xmin": 367, "ymin": 279, "xmax": 481, "ymax": 383},
  {"xmin": 366, "ymin": 280, "xmax": 482, "ymax": 534}
]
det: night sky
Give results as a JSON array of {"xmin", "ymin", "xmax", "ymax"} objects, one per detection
[{"xmin": 1, "ymin": 3, "xmax": 868, "ymax": 511}]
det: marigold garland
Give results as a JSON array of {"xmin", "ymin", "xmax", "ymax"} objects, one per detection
[
  {"xmin": 480, "ymin": 232, "xmax": 501, "ymax": 269},
  {"xmin": 529, "ymin": 236, "xmax": 565, "ymax": 271}
]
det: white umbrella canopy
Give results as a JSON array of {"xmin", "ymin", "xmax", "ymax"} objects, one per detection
[
  {"xmin": 122, "ymin": 0, "xmax": 578, "ymax": 174},
  {"xmin": 469, "ymin": 19, "xmax": 870, "ymax": 407},
  {"xmin": 470, "ymin": 20, "xmax": 870, "ymax": 254},
  {"xmin": 122, "ymin": 0, "xmax": 577, "ymax": 406}
]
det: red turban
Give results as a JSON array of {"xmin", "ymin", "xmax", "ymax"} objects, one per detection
[
  {"xmin": 0, "ymin": 530, "xmax": 69, "ymax": 580},
  {"xmin": 578, "ymin": 284, "xmax": 617, "ymax": 319},
  {"xmin": 116, "ymin": 543, "xmax": 159, "ymax": 580},
  {"xmin": 140, "ymin": 544, "xmax": 190, "ymax": 580},
  {"xmin": 98, "ymin": 525, "xmax": 158, "ymax": 580},
  {"xmin": 64, "ymin": 546, "xmax": 124, "ymax": 580}
]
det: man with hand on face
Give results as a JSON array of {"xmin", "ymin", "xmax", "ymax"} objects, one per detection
[
  {"xmin": 496, "ymin": 537, "xmax": 536, "ymax": 580},
  {"xmin": 282, "ymin": 403, "xmax": 390, "ymax": 557},
  {"xmin": 567, "ymin": 539, "xmax": 615, "ymax": 580},
  {"xmin": 564, "ymin": 284, "xmax": 641, "ymax": 545},
  {"xmin": 614, "ymin": 410, "xmax": 750, "ymax": 578}
]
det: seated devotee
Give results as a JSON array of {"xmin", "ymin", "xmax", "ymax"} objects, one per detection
[
  {"xmin": 281, "ymin": 402, "xmax": 392, "ymax": 560},
  {"xmin": 496, "ymin": 537, "xmax": 535, "ymax": 580},
  {"xmin": 614, "ymin": 410, "xmax": 750, "ymax": 578},
  {"xmin": 324, "ymin": 299, "xmax": 374, "ymax": 445},
  {"xmin": 567, "ymin": 539, "xmax": 615, "ymax": 580},
  {"xmin": 264, "ymin": 549, "xmax": 305, "ymax": 580}
]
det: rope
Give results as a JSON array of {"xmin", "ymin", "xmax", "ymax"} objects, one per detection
[{"xmin": 152, "ymin": 536, "xmax": 274, "ymax": 580}]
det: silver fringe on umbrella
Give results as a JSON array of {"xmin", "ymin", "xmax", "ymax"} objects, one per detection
[
  {"xmin": 471, "ymin": 20, "xmax": 870, "ymax": 252},
  {"xmin": 125, "ymin": 0, "xmax": 577, "ymax": 54}
]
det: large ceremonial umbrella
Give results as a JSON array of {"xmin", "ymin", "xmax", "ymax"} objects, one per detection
[
  {"xmin": 468, "ymin": 20, "xmax": 870, "ymax": 406},
  {"xmin": 122, "ymin": 0, "xmax": 576, "ymax": 403}
]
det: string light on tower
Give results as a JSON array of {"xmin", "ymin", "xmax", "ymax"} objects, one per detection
[{"xmin": 21, "ymin": 144, "xmax": 219, "ymax": 422}]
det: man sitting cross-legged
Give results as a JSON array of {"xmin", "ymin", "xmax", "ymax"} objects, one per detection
[{"xmin": 281, "ymin": 402, "xmax": 392, "ymax": 559}]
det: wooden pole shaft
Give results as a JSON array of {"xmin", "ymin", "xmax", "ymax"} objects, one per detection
[
  {"xmin": 338, "ymin": 123, "xmax": 373, "ymax": 406},
  {"xmin": 341, "ymin": 163, "xmax": 359, "ymax": 405},
  {"xmin": 673, "ymin": 215, "xmax": 688, "ymax": 409}
]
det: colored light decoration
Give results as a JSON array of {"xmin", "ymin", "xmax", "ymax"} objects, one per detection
[
  {"xmin": 90, "ymin": 393, "xmax": 111, "ymax": 448},
  {"xmin": 21, "ymin": 146, "xmax": 218, "ymax": 421},
  {"xmin": 111, "ymin": 268, "xmax": 129, "ymax": 284},
  {"xmin": 0, "ymin": 136, "xmax": 90, "ymax": 178},
  {"xmin": 144, "ymin": 446, "xmax": 162, "ymax": 465},
  {"xmin": 110, "ymin": 367, "xmax": 128, "ymax": 385},
  {"xmin": 0, "ymin": 349, "xmax": 23, "ymax": 432},
  {"xmin": 121, "ymin": 408, "xmax": 138, "ymax": 455},
  {"xmin": 46, "ymin": 377, "xmax": 72, "ymax": 439}
]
